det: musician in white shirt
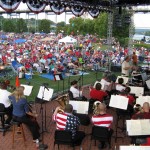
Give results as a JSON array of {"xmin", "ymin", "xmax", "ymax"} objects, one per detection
[
  {"xmin": 0, "ymin": 83, "xmax": 12, "ymax": 125},
  {"xmin": 70, "ymin": 80, "xmax": 82, "ymax": 99},
  {"xmin": 122, "ymin": 56, "xmax": 133, "ymax": 77}
]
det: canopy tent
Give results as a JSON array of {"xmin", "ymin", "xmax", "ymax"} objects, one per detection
[
  {"xmin": 14, "ymin": 38, "xmax": 26, "ymax": 44},
  {"xmin": 58, "ymin": 36, "xmax": 77, "ymax": 45},
  {"xmin": 40, "ymin": 37, "xmax": 54, "ymax": 42}
]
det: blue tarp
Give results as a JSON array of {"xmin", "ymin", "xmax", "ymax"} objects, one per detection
[
  {"xmin": 0, "ymin": 35, "xmax": 7, "ymax": 39},
  {"xmin": 15, "ymin": 38, "xmax": 26, "ymax": 44}
]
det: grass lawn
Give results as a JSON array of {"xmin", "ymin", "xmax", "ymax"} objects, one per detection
[{"xmin": 5, "ymin": 71, "xmax": 107, "ymax": 102}]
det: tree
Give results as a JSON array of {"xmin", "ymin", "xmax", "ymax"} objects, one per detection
[
  {"xmin": 94, "ymin": 13, "xmax": 108, "ymax": 38},
  {"xmin": 3, "ymin": 19, "xmax": 16, "ymax": 32},
  {"xmin": 38, "ymin": 19, "xmax": 51, "ymax": 33},
  {"xmin": 15, "ymin": 18, "xmax": 27, "ymax": 33}
]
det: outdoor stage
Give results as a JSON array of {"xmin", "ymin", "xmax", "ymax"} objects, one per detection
[{"xmin": 0, "ymin": 88, "xmax": 131, "ymax": 150}]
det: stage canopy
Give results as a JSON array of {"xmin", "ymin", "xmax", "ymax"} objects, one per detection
[
  {"xmin": 58, "ymin": 36, "xmax": 77, "ymax": 45},
  {"xmin": 0, "ymin": 0, "xmax": 150, "ymax": 18}
]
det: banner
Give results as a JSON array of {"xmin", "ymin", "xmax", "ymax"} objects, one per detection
[
  {"xmin": 26, "ymin": 1, "xmax": 46, "ymax": 14},
  {"xmin": 0, "ymin": 0, "xmax": 21, "ymax": 12}
]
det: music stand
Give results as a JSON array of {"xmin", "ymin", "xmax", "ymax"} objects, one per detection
[
  {"xmin": 37, "ymin": 85, "xmax": 54, "ymax": 150},
  {"xmin": 54, "ymin": 73, "xmax": 64, "ymax": 94},
  {"xmin": 20, "ymin": 84, "xmax": 33, "ymax": 97}
]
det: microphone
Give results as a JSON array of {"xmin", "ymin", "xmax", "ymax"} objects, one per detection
[{"xmin": 42, "ymin": 83, "xmax": 49, "ymax": 91}]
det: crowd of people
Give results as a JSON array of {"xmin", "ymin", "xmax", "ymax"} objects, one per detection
[{"xmin": 0, "ymin": 32, "xmax": 149, "ymax": 78}]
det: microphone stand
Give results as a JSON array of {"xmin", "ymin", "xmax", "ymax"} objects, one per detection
[{"xmin": 39, "ymin": 86, "xmax": 48, "ymax": 150}]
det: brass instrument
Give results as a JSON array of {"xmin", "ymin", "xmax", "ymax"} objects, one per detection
[
  {"xmin": 93, "ymin": 101, "xmax": 101, "ymax": 115},
  {"xmin": 56, "ymin": 94, "xmax": 69, "ymax": 109},
  {"xmin": 133, "ymin": 104, "xmax": 142, "ymax": 113}
]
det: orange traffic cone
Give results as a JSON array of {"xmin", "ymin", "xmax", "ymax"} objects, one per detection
[{"xmin": 15, "ymin": 76, "xmax": 20, "ymax": 87}]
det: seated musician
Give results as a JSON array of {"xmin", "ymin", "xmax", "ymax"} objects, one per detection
[
  {"xmin": 8, "ymin": 86, "xmax": 40, "ymax": 145},
  {"xmin": 70, "ymin": 80, "xmax": 86, "ymax": 100},
  {"xmin": 91, "ymin": 103, "xmax": 113, "ymax": 149},
  {"xmin": 90, "ymin": 83, "xmax": 108, "ymax": 102},
  {"xmin": 116, "ymin": 78, "xmax": 126, "ymax": 92},
  {"xmin": 120, "ymin": 87, "xmax": 135, "ymax": 116},
  {"xmin": 131, "ymin": 102, "xmax": 150, "ymax": 145},
  {"xmin": 53, "ymin": 104, "xmax": 85, "ymax": 144},
  {"xmin": 100, "ymin": 73, "xmax": 111, "ymax": 89},
  {"xmin": 0, "ymin": 81, "xmax": 12, "ymax": 125}
]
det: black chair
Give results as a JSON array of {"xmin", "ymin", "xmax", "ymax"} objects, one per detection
[
  {"xmin": 54, "ymin": 130, "xmax": 83, "ymax": 150},
  {"xmin": 89, "ymin": 126, "xmax": 112, "ymax": 150},
  {"xmin": 68, "ymin": 90, "xmax": 82, "ymax": 101},
  {"xmin": 115, "ymin": 108, "xmax": 131, "ymax": 142},
  {"xmin": 0, "ymin": 103, "xmax": 7, "ymax": 136},
  {"xmin": 68, "ymin": 90, "xmax": 75, "ymax": 100}
]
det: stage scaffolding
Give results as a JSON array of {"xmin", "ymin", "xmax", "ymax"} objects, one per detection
[{"xmin": 107, "ymin": 12, "xmax": 113, "ymax": 72}]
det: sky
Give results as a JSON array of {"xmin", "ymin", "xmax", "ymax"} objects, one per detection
[{"xmin": 1, "ymin": 2, "xmax": 150, "ymax": 28}]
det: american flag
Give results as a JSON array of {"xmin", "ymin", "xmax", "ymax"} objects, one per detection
[{"xmin": 53, "ymin": 113, "xmax": 80, "ymax": 138}]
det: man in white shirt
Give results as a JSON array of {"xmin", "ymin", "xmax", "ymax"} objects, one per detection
[
  {"xmin": 0, "ymin": 83, "xmax": 12, "ymax": 125},
  {"xmin": 122, "ymin": 56, "xmax": 132, "ymax": 77},
  {"xmin": 70, "ymin": 80, "xmax": 82, "ymax": 99}
]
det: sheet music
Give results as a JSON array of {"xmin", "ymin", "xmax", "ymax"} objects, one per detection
[
  {"xmin": 116, "ymin": 76, "xmax": 129, "ymax": 84},
  {"xmin": 146, "ymin": 79, "xmax": 150, "ymax": 89},
  {"xmin": 37, "ymin": 86, "xmax": 54, "ymax": 101},
  {"xmin": 20, "ymin": 84, "xmax": 33, "ymax": 96},
  {"xmin": 129, "ymin": 86, "xmax": 144, "ymax": 96},
  {"xmin": 55, "ymin": 75, "xmax": 60, "ymax": 80},
  {"xmin": 126, "ymin": 119, "xmax": 150, "ymax": 136},
  {"xmin": 69, "ymin": 101, "xmax": 89, "ymax": 114},
  {"xmin": 136, "ymin": 96, "xmax": 150, "ymax": 106},
  {"xmin": 120, "ymin": 146, "xmax": 150, "ymax": 150},
  {"xmin": 109, "ymin": 95, "xmax": 128, "ymax": 110}
]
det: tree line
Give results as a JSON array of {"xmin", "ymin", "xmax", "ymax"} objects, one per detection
[{"xmin": 0, "ymin": 10, "xmax": 132, "ymax": 46}]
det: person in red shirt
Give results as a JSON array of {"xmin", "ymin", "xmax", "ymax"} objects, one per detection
[
  {"xmin": 90, "ymin": 83, "xmax": 108, "ymax": 102},
  {"xmin": 120, "ymin": 87, "xmax": 135, "ymax": 117},
  {"xmin": 131, "ymin": 102, "xmax": 150, "ymax": 145}
]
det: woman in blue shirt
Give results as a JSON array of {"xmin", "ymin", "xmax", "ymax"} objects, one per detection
[{"xmin": 9, "ymin": 86, "xmax": 40, "ymax": 143}]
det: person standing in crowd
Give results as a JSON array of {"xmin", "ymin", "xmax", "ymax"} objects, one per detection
[
  {"xmin": 0, "ymin": 82, "xmax": 12, "ymax": 125},
  {"xmin": 53, "ymin": 104, "xmax": 85, "ymax": 144},
  {"xmin": 122, "ymin": 56, "xmax": 133, "ymax": 77},
  {"xmin": 92, "ymin": 103, "xmax": 113, "ymax": 149},
  {"xmin": 9, "ymin": 86, "xmax": 40, "ymax": 144},
  {"xmin": 132, "ymin": 52, "xmax": 138, "ymax": 66}
]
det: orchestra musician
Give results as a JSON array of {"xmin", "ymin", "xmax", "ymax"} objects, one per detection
[
  {"xmin": 8, "ymin": 86, "xmax": 40, "ymax": 144},
  {"xmin": 116, "ymin": 78, "xmax": 126, "ymax": 92},
  {"xmin": 91, "ymin": 103, "xmax": 113, "ymax": 149},
  {"xmin": 69, "ymin": 80, "xmax": 87, "ymax": 100},
  {"xmin": 53, "ymin": 104, "xmax": 85, "ymax": 144},
  {"xmin": 0, "ymin": 81, "xmax": 12, "ymax": 125},
  {"xmin": 131, "ymin": 102, "xmax": 150, "ymax": 145},
  {"xmin": 90, "ymin": 83, "xmax": 108, "ymax": 102}
]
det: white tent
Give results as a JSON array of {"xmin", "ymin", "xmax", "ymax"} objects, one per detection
[{"xmin": 58, "ymin": 36, "xmax": 77, "ymax": 45}]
